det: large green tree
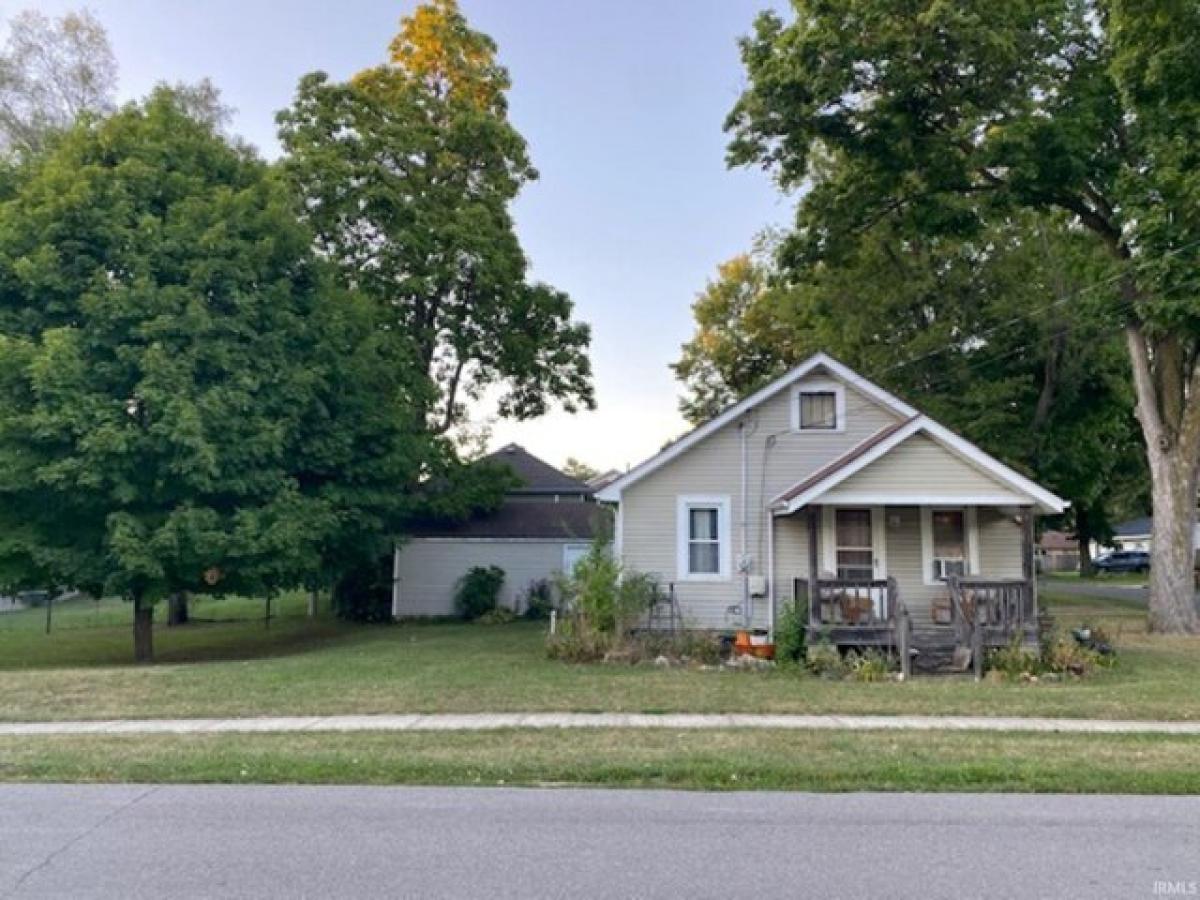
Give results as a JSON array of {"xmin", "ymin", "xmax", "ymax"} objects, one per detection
[
  {"xmin": 727, "ymin": 0, "xmax": 1200, "ymax": 631},
  {"xmin": 276, "ymin": 0, "xmax": 593, "ymax": 438},
  {"xmin": 0, "ymin": 88, "xmax": 422, "ymax": 660},
  {"xmin": 674, "ymin": 218, "xmax": 1145, "ymax": 567}
]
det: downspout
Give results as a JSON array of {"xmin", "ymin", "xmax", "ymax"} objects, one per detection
[
  {"xmin": 739, "ymin": 418, "xmax": 759, "ymax": 629},
  {"xmin": 767, "ymin": 508, "xmax": 775, "ymax": 643}
]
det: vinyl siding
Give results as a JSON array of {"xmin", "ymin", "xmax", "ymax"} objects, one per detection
[
  {"xmin": 828, "ymin": 434, "xmax": 1023, "ymax": 500},
  {"xmin": 393, "ymin": 539, "xmax": 588, "ymax": 617},
  {"xmin": 620, "ymin": 372, "xmax": 902, "ymax": 629}
]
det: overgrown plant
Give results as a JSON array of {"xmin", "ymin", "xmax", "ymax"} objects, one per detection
[
  {"xmin": 454, "ymin": 565, "xmax": 504, "ymax": 621},
  {"xmin": 522, "ymin": 578, "xmax": 556, "ymax": 621},
  {"xmin": 775, "ymin": 599, "xmax": 808, "ymax": 665}
]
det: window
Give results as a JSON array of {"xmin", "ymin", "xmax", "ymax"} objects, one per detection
[
  {"xmin": 791, "ymin": 380, "xmax": 846, "ymax": 432},
  {"xmin": 931, "ymin": 509, "xmax": 967, "ymax": 580},
  {"xmin": 800, "ymin": 391, "xmax": 837, "ymax": 430},
  {"xmin": 676, "ymin": 495, "xmax": 730, "ymax": 580},
  {"xmin": 835, "ymin": 509, "xmax": 874, "ymax": 580},
  {"xmin": 687, "ymin": 508, "xmax": 720, "ymax": 574}
]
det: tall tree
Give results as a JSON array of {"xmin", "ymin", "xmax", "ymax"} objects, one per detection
[
  {"xmin": 0, "ymin": 88, "xmax": 412, "ymax": 661},
  {"xmin": 728, "ymin": 0, "xmax": 1200, "ymax": 631},
  {"xmin": 0, "ymin": 9, "xmax": 116, "ymax": 157},
  {"xmin": 276, "ymin": 0, "xmax": 593, "ymax": 441},
  {"xmin": 675, "ymin": 217, "xmax": 1145, "ymax": 571}
]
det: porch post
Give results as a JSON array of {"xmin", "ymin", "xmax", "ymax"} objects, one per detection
[
  {"xmin": 1021, "ymin": 506, "xmax": 1037, "ymax": 626},
  {"xmin": 807, "ymin": 505, "xmax": 820, "ymax": 630}
]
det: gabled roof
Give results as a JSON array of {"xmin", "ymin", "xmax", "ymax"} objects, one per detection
[
  {"xmin": 406, "ymin": 499, "xmax": 603, "ymax": 540},
  {"xmin": 772, "ymin": 417, "xmax": 918, "ymax": 505},
  {"xmin": 769, "ymin": 416, "xmax": 1067, "ymax": 515},
  {"xmin": 595, "ymin": 352, "xmax": 918, "ymax": 502},
  {"xmin": 484, "ymin": 444, "xmax": 592, "ymax": 496},
  {"xmin": 595, "ymin": 351, "xmax": 1067, "ymax": 514}
]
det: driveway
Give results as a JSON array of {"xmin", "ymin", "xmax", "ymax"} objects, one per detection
[{"xmin": 2, "ymin": 785, "xmax": 1197, "ymax": 899}]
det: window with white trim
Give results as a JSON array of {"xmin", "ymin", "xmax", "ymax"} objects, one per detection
[
  {"xmin": 676, "ymin": 495, "xmax": 730, "ymax": 580},
  {"xmin": 835, "ymin": 508, "xmax": 874, "ymax": 580},
  {"xmin": 931, "ymin": 509, "xmax": 967, "ymax": 580},
  {"xmin": 791, "ymin": 380, "xmax": 846, "ymax": 432}
]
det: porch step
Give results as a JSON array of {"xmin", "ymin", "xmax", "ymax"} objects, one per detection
[{"xmin": 910, "ymin": 628, "xmax": 970, "ymax": 674}]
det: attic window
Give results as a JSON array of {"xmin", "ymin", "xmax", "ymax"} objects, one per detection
[{"xmin": 792, "ymin": 381, "xmax": 846, "ymax": 432}]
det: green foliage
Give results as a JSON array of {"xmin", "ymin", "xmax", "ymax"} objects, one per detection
[
  {"xmin": 987, "ymin": 638, "xmax": 1042, "ymax": 682},
  {"xmin": 332, "ymin": 555, "xmax": 394, "ymax": 624},
  {"xmin": 477, "ymin": 607, "xmax": 517, "ymax": 625},
  {"xmin": 556, "ymin": 540, "xmax": 649, "ymax": 638},
  {"xmin": 454, "ymin": 566, "xmax": 505, "ymax": 621},
  {"xmin": 522, "ymin": 578, "xmax": 556, "ymax": 621},
  {"xmin": 544, "ymin": 628, "xmax": 613, "ymax": 664},
  {"xmin": 805, "ymin": 642, "xmax": 847, "ymax": 680},
  {"xmin": 987, "ymin": 631, "xmax": 1116, "ymax": 682},
  {"xmin": 775, "ymin": 598, "xmax": 808, "ymax": 665},
  {"xmin": 725, "ymin": 0, "xmax": 1200, "ymax": 630},
  {"xmin": 846, "ymin": 649, "xmax": 895, "ymax": 683},
  {"xmin": 276, "ymin": 2, "xmax": 593, "ymax": 434}
]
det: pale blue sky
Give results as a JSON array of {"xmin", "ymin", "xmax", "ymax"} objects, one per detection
[{"xmin": 24, "ymin": 1, "xmax": 792, "ymax": 472}]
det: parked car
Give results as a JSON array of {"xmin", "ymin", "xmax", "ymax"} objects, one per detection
[{"xmin": 1093, "ymin": 550, "xmax": 1150, "ymax": 574}]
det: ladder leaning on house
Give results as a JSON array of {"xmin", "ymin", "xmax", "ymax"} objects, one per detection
[{"xmin": 646, "ymin": 582, "xmax": 682, "ymax": 633}]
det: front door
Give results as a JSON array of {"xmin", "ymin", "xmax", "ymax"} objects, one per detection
[{"xmin": 833, "ymin": 507, "xmax": 887, "ymax": 618}]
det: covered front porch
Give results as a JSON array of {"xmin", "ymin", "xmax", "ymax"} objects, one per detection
[{"xmin": 769, "ymin": 502, "xmax": 1041, "ymax": 668}]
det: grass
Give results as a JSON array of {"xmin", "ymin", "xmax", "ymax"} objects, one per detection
[
  {"xmin": 1, "ymin": 729, "xmax": 1199, "ymax": 793},
  {"xmin": 1045, "ymin": 571, "xmax": 1149, "ymax": 587},
  {"xmin": 0, "ymin": 589, "xmax": 1197, "ymax": 724}
]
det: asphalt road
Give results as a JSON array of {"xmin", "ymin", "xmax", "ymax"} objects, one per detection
[{"xmin": 2, "ymin": 786, "xmax": 1198, "ymax": 899}]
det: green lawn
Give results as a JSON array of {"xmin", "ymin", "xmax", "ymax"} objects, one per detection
[
  {"xmin": 0, "ymin": 590, "xmax": 1196, "ymax": 723},
  {"xmin": 1045, "ymin": 571, "xmax": 1149, "ymax": 587},
  {"xmin": 1, "ymin": 729, "xmax": 1198, "ymax": 793}
]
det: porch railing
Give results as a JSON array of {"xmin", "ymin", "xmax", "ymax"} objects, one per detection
[
  {"xmin": 946, "ymin": 576, "xmax": 1034, "ymax": 643},
  {"xmin": 794, "ymin": 577, "xmax": 897, "ymax": 628}
]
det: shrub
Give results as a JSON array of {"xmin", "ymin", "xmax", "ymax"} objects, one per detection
[
  {"xmin": 988, "ymin": 636, "xmax": 1041, "ymax": 680},
  {"xmin": 478, "ymin": 607, "xmax": 517, "ymax": 625},
  {"xmin": 333, "ymin": 555, "xmax": 394, "ymax": 623},
  {"xmin": 546, "ymin": 628, "xmax": 612, "ymax": 663},
  {"xmin": 806, "ymin": 641, "xmax": 848, "ymax": 680},
  {"xmin": 523, "ymin": 579, "xmax": 556, "ymax": 620},
  {"xmin": 556, "ymin": 539, "xmax": 651, "ymax": 637},
  {"xmin": 454, "ymin": 565, "xmax": 505, "ymax": 621},
  {"xmin": 846, "ymin": 648, "xmax": 894, "ymax": 682},
  {"xmin": 775, "ymin": 599, "xmax": 808, "ymax": 665},
  {"xmin": 1042, "ymin": 634, "xmax": 1105, "ymax": 677}
]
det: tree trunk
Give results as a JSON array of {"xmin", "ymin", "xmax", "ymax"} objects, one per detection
[
  {"xmin": 167, "ymin": 591, "xmax": 189, "ymax": 627},
  {"xmin": 1075, "ymin": 505, "xmax": 1095, "ymax": 577},
  {"xmin": 307, "ymin": 587, "xmax": 318, "ymax": 618},
  {"xmin": 1125, "ymin": 324, "xmax": 1200, "ymax": 634},
  {"xmin": 133, "ymin": 593, "xmax": 154, "ymax": 664},
  {"xmin": 1147, "ymin": 452, "xmax": 1199, "ymax": 633}
]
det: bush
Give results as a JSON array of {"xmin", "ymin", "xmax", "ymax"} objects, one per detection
[
  {"xmin": 454, "ymin": 565, "xmax": 505, "ymax": 621},
  {"xmin": 556, "ymin": 539, "xmax": 651, "ymax": 637},
  {"xmin": 775, "ymin": 599, "xmax": 808, "ymax": 665},
  {"xmin": 546, "ymin": 628, "xmax": 612, "ymax": 663},
  {"xmin": 523, "ymin": 579, "xmax": 556, "ymax": 620},
  {"xmin": 987, "ymin": 636, "xmax": 1041, "ymax": 680},
  {"xmin": 478, "ymin": 607, "xmax": 517, "ymax": 625},
  {"xmin": 806, "ymin": 641, "xmax": 848, "ymax": 680},
  {"xmin": 845, "ymin": 648, "xmax": 895, "ymax": 682}
]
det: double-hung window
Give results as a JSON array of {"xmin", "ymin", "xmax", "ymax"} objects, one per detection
[{"xmin": 677, "ymin": 496, "xmax": 729, "ymax": 580}]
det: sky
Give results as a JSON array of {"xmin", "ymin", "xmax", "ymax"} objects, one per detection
[{"xmin": 24, "ymin": 0, "xmax": 793, "ymax": 473}]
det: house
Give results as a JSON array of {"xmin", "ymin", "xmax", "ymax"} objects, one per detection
[
  {"xmin": 1105, "ymin": 516, "xmax": 1200, "ymax": 557},
  {"xmin": 595, "ymin": 353, "xmax": 1067, "ymax": 654},
  {"xmin": 391, "ymin": 444, "xmax": 603, "ymax": 617},
  {"xmin": 1038, "ymin": 530, "xmax": 1079, "ymax": 573}
]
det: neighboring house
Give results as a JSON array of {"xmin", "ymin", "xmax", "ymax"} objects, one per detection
[
  {"xmin": 392, "ymin": 445, "xmax": 602, "ymax": 617},
  {"xmin": 1106, "ymin": 516, "xmax": 1200, "ymax": 554},
  {"xmin": 596, "ymin": 353, "xmax": 1067, "ymax": 652},
  {"xmin": 1038, "ymin": 530, "xmax": 1079, "ymax": 573}
]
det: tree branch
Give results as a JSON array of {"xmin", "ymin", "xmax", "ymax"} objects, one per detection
[{"xmin": 1125, "ymin": 322, "xmax": 1167, "ymax": 453}]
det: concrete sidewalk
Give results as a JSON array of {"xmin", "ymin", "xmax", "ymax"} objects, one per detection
[{"xmin": 3, "ymin": 712, "xmax": 1200, "ymax": 736}]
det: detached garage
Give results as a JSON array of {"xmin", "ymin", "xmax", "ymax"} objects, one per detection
[{"xmin": 391, "ymin": 445, "xmax": 603, "ymax": 617}]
